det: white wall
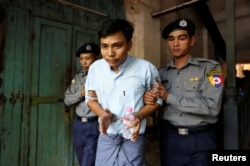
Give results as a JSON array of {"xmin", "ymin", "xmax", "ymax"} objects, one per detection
[{"xmin": 124, "ymin": 0, "xmax": 161, "ymax": 68}]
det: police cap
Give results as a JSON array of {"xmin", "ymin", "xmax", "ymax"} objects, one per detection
[
  {"xmin": 76, "ymin": 43, "xmax": 100, "ymax": 57},
  {"xmin": 162, "ymin": 18, "xmax": 196, "ymax": 39}
]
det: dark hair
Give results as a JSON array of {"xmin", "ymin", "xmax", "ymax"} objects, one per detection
[{"xmin": 98, "ymin": 18, "xmax": 134, "ymax": 42}]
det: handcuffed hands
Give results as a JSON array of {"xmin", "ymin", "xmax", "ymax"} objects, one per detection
[
  {"xmin": 121, "ymin": 112, "xmax": 142, "ymax": 142},
  {"xmin": 99, "ymin": 109, "xmax": 112, "ymax": 135}
]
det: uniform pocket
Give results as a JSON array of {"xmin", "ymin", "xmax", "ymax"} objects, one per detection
[{"xmin": 184, "ymin": 81, "xmax": 203, "ymax": 98}]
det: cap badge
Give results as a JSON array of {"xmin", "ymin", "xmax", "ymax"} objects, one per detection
[
  {"xmin": 179, "ymin": 19, "xmax": 187, "ymax": 27},
  {"xmin": 86, "ymin": 44, "xmax": 92, "ymax": 51}
]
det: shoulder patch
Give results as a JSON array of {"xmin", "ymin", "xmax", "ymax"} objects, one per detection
[{"xmin": 207, "ymin": 69, "xmax": 223, "ymax": 88}]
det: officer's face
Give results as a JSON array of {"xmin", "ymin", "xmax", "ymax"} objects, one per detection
[
  {"xmin": 100, "ymin": 31, "xmax": 132, "ymax": 73},
  {"xmin": 166, "ymin": 30, "xmax": 195, "ymax": 58},
  {"xmin": 79, "ymin": 53, "xmax": 97, "ymax": 71}
]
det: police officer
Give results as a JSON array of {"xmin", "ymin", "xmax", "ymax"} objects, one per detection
[
  {"xmin": 64, "ymin": 43, "xmax": 100, "ymax": 166},
  {"xmin": 144, "ymin": 19, "xmax": 224, "ymax": 166}
]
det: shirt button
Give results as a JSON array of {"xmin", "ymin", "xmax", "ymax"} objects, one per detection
[{"xmin": 179, "ymin": 114, "xmax": 182, "ymax": 117}]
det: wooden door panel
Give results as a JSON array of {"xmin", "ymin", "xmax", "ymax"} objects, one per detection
[{"xmin": 30, "ymin": 18, "xmax": 74, "ymax": 166}]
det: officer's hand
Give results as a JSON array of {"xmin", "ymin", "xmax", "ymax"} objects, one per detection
[
  {"xmin": 99, "ymin": 109, "xmax": 112, "ymax": 135},
  {"xmin": 88, "ymin": 90, "xmax": 98, "ymax": 101},
  {"xmin": 143, "ymin": 90, "xmax": 157, "ymax": 105},
  {"xmin": 158, "ymin": 83, "xmax": 168, "ymax": 101},
  {"xmin": 81, "ymin": 88, "xmax": 85, "ymax": 96}
]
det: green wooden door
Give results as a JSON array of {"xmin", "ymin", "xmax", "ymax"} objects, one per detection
[
  {"xmin": 30, "ymin": 17, "xmax": 74, "ymax": 166},
  {"xmin": 29, "ymin": 17, "xmax": 98, "ymax": 166}
]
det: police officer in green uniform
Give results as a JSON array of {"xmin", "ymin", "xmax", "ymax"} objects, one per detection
[
  {"xmin": 144, "ymin": 19, "xmax": 224, "ymax": 166},
  {"xmin": 64, "ymin": 43, "xmax": 100, "ymax": 166}
]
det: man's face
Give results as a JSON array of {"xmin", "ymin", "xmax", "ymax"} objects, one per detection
[
  {"xmin": 79, "ymin": 53, "xmax": 97, "ymax": 71},
  {"xmin": 166, "ymin": 30, "xmax": 195, "ymax": 58},
  {"xmin": 100, "ymin": 31, "xmax": 132, "ymax": 73}
]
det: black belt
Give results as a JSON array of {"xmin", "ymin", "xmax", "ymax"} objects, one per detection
[
  {"xmin": 76, "ymin": 115, "xmax": 98, "ymax": 123},
  {"xmin": 163, "ymin": 120, "xmax": 214, "ymax": 135}
]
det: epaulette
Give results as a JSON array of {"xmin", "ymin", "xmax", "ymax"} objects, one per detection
[
  {"xmin": 195, "ymin": 58, "xmax": 220, "ymax": 65},
  {"xmin": 158, "ymin": 63, "xmax": 171, "ymax": 70},
  {"xmin": 158, "ymin": 65, "xmax": 167, "ymax": 70}
]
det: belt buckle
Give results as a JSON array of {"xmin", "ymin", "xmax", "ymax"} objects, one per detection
[
  {"xmin": 178, "ymin": 128, "xmax": 189, "ymax": 135},
  {"xmin": 81, "ymin": 117, "xmax": 88, "ymax": 122}
]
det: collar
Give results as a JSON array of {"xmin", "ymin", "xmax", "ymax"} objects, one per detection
[
  {"xmin": 165, "ymin": 56, "xmax": 200, "ymax": 69},
  {"xmin": 79, "ymin": 69, "xmax": 87, "ymax": 76},
  {"xmin": 105, "ymin": 55, "xmax": 131, "ymax": 72},
  {"xmin": 119, "ymin": 55, "xmax": 131, "ymax": 71}
]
